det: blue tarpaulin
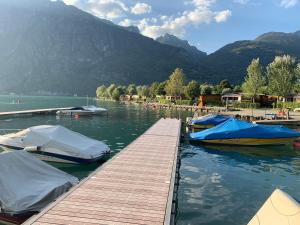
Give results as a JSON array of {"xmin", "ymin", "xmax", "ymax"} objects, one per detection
[
  {"xmin": 191, "ymin": 114, "xmax": 230, "ymax": 126},
  {"xmin": 190, "ymin": 118, "xmax": 300, "ymax": 140}
]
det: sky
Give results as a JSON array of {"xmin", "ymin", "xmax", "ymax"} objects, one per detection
[{"xmin": 61, "ymin": 0, "xmax": 300, "ymax": 53}]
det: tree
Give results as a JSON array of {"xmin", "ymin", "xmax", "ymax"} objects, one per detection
[
  {"xmin": 157, "ymin": 82, "xmax": 167, "ymax": 95},
  {"xmin": 267, "ymin": 55, "xmax": 298, "ymax": 99},
  {"xmin": 200, "ymin": 84, "xmax": 212, "ymax": 95},
  {"xmin": 106, "ymin": 84, "xmax": 116, "ymax": 99},
  {"xmin": 96, "ymin": 85, "xmax": 106, "ymax": 98},
  {"xmin": 149, "ymin": 82, "xmax": 159, "ymax": 97},
  {"xmin": 136, "ymin": 85, "xmax": 143, "ymax": 97},
  {"xmin": 221, "ymin": 88, "xmax": 232, "ymax": 95},
  {"xmin": 165, "ymin": 68, "xmax": 185, "ymax": 96},
  {"xmin": 219, "ymin": 80, "xmax": 232, "ymax": 89},
  {"xmin": 141, "ymin": 85, "xmax": 150, "ymax": 97},
  {"xmin": 112, "ymin": 87, "xmax": 123, "ymax": 101},
  {"xmin": 127, "ymin": 84, "xmax": 137, "ymax": 96},
  {"xmin": 242, "ymin": 58, "xmax": 265, "ymax": 103},
  {"xmin": 185, "ymin": 80, "xmax": 200, "ymax": 100},
  {"xmin": 233, "ymin": 85, "xmax": 242, "ymax": 93}
]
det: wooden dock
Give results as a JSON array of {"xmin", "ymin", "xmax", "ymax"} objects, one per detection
[
  {"xmin": 0, "ymin": 108, "xmax": 71, "ymax": 117},
  {"xmin": 24, "ymin": 118, "xmax": 181, "ymax": 225},
  {"xmin": 254, "ymin": 119, "xmax": 300, "ymax": 126}
]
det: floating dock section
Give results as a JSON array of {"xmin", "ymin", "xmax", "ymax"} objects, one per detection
[
  {"xmin": 24, "ymin": 118, "xmax": 181, "ymax": 225},
  {"xmin": 0, "ymin": 108, "xmax": 71, "ymax": 118}
]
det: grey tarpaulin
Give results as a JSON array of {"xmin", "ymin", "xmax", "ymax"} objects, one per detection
[
  {"xmin": 0, "ymin": 125, "xmax": 110, "ymax": 160},
  {"xmin": 0, "ymin": 151, "xmax": 78, "ymax": 215}
]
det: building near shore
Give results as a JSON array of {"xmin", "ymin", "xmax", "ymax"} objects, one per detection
[{"xmin": 198, "ymin": 95, "xmax": 221, "ymax": 108}]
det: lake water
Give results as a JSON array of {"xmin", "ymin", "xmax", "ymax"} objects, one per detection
[{"xmin": 1, "ymin": 95, "xmax": 300, "ymax": 225}]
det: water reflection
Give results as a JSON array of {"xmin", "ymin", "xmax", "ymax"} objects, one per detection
[{"xmin": 178, "ymin": 141, "xmax": 300, "ymax": 225}]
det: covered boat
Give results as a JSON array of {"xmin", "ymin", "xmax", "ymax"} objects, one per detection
[
  {"xmin": 0, "ymin": 151, "xmax": 78, "ymax": 224},
  {"xmin": 190, "ymin": 114, "xmax": 230, "ymax": 129},
  {"xmin": 56, "ymin": 107, "xmax": 93, "ymax": 116},
  {"xmin": 82, "ymin": 105, "xmax": 108, "ymax": 115},
  {"xmin": 248, "ymin": 189, "xmax": 300, "ymax": 225},
  {"xmin": 0, "ymin": 125, "xmax": 110, "ymax": 164},
  {"xmin": 190, "ymin": 118, "xmax": 300, "ymax": 145}
]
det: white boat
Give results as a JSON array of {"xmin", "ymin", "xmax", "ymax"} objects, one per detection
[
  {"xmin": 0, "ymin": 125, "xmax": 110, "ymax": 164},
  {"xmin": 82, "ymin": 105, "xmax": 108, "ymax": 115},
  {"xmin": 56, "ymin": 107, "xmax": 94, "ymax": 116},
  {"xmin": 0, "ymin": 151, "xmax": 78, "ymax": 225},
  {"xmin": 248, "ymin": 189, "xmax": 300, "ymax": 225}
]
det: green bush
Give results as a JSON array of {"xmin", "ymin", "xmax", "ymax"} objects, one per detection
[
  {"xmin": 232, "ymin": 102, "xmax": 260, "ymax": 109},
  {"xmin": 158, "ymin": 99, "xmax": 172, "ymax": 104},
  {"xmin": 274, "ymin": 102, "xmax": 300, "ymax": 109},
  {"xmin": 175, "ymin": 100, "xmax": 193, "ymax": 105}
]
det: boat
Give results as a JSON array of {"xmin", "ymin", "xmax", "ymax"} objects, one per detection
[
  {"xmin": 248, "ymin": 189, "xmax": 300, "ymax": 225},
  {"xmin": 0, "ymin": 151, "xmax": 78, "ymax": 225},
  {"xmin": 82, "ymin": 105, "xmax": 108, "ymax": 115},
  {"xmin": 56, "ymin": 107, "xmax": 94, "ymax": 116},
  {"xmin": 0, "ymin": 125, "xmax": 110, "ymax": 164},
  {"xmin": 190, "ymin": 114, "xmax": 230, "ymax": 130},
  {"xmin": 190, "ymin": 118, "xmax": 300, "ymax": 145}
]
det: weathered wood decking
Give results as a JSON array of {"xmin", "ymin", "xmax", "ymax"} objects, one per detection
[
  {"xmin": 0, "ymin": 108, "xmax": 71, "ymax": 117},
  {"xmin": 24, "ymin": 118, "xmax": 181, "ymax": 225}
]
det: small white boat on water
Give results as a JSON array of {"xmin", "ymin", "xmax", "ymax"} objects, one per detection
[
  {"xmin": 56, "ymin": 105, "xmax": 107, "ymax": 116},
  {"xmin": 0, "ymin": 125, "xmax": 110, "ymax": 164},
  {"xmin": 82, "ymin": 105, "xmax": 108, "ymax": 115},
  {"xmin": 0, "ymin": 151, "xmax": 78, "ymax": 225}
]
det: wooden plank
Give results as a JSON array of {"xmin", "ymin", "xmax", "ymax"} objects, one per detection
[{"xmin": 24, "ymin": 118, "xmax": 181, "ymax": 225}]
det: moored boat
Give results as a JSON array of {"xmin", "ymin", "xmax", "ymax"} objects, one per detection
[
  {"xmin": 190, "ymin": 114, "xmax": 230, "ymax": 130},
  {"xmin": 248, "ymin": 189, "xmax": 300, "ymax": 225},
  {"xmin": 0, "ymin": 125, "xmax": 110, "ymax": 164},
  {"xmin": 190, "ymin": 118, "xmax": 300, "ymax": 145},
  {"xmin": 82, "ymin": 105, "xmax": 108, "ymax": 115},
  {"xmin": 56, "ymin": 107, "xmax": 93, "ymax": 116},
  {"xmin": 0, "ymin": 151, "xmax": 78, "ymax": 224}
]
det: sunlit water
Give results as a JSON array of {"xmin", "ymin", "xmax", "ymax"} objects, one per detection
[{"xmin": 1, "ymin": 95, "xmax": 300, "ymax": 225}]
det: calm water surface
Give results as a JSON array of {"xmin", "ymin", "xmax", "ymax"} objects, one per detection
[{"xmin": 1, "ymin": 95, "xmax": 300, "ymax": 225}]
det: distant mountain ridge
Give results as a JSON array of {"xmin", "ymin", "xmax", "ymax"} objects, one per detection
[
  {"xmin": 0, "ymin": 0, "xmax": 299, "ymax": 95},
  {"xmin": 199, "ymin": 30, "xmax": 300, "ymax": 82},
  {"xmin": 0, "ymin": 0, "xmax": 201, "ymax": 95},
  {"xmin": 156, "ymin": 33, "xmax": 207, "ymax": 61}
]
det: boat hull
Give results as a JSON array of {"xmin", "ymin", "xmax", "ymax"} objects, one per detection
[
  {"xmin": 57, "ymin": 111, "xmax": 93, "ymax": 116},
  {"xmin": 1, "ymin": 147, "xmax": 108, "ymax": 164},
  {"xmin": 195, "ymin": 137, "xmax": 298, "ymax": 146},
  {"xmin": 192, "ymin": 124, "xmax": 214, "ymax": 129}
]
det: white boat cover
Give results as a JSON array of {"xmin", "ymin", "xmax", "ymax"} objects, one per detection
[
  {"xmin": 0, "ymin": 151, "xmax": 78, "ymax": 215},
  {"xmin": 248, "ymin": 189, "xmax": 300, "ymax": 225},
  {"xmin": 0, "ymin": 125, "xmax": 110, "ymax": 160}
]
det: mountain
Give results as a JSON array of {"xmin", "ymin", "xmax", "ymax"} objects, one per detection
[
  {"xmin": 0, "ymin": 0, "xmax": 200, "ymax": 95},
  {"xmin": 156, "ymin": 33, "xmax": 207, "ymax": 61},
  {"xmin": 0, "ymin": 0, "xmax": 300, "ymax": 95},
  {"xmin": 123, "ymin": 26, "xmax": 140, "ymax": 34},
  {"xmin": 200, "ymin": 31, "xmax": 300, "ymax": 83}
]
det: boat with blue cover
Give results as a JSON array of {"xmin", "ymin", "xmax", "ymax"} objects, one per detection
[
  {"xmin": 190, "ymin": 114, "xmax": 230, "ymax": 130},
  {"xmin": 190, "ymin": 118, "xmax": 300, "ymax": 145}
]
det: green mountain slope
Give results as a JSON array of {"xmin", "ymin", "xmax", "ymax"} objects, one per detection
[
  {"xmin": 201, "ymin": 31, "xmax": 300, "ymax": 83},
  {"xmin": 0, "ymin": 0, "xmax": 200, "ymax": 95}
]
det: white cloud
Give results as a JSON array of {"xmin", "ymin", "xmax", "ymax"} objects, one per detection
[
  {"xmin": 62, "ymin": 0, "xmax": 79, "ymax": 5},
  {"xmin": 88, "ymin": 0, "xmax": 129, "ymax": 19},
  {"xmin": 280, "ymin": 0, "xmax": 298, "ymax": 8},
  {"xmin": 131, "ymin": 2, "xmax": 152, "ymax": 15},
  {"xmin": 120, "ymin": 0, "xmax": 231, "ymax": 39},
  {"xmin": 214, "ymin": 10, "xmax": 232, "ymax": 23}
]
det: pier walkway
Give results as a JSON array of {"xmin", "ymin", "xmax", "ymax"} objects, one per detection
[
  {"xmin": 24, "ymin": 118, "xmax": 181, "ymax": 225},
  {"xmin": 0, "ymin": 108, "xmax": 71, "ymax": 117}
]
